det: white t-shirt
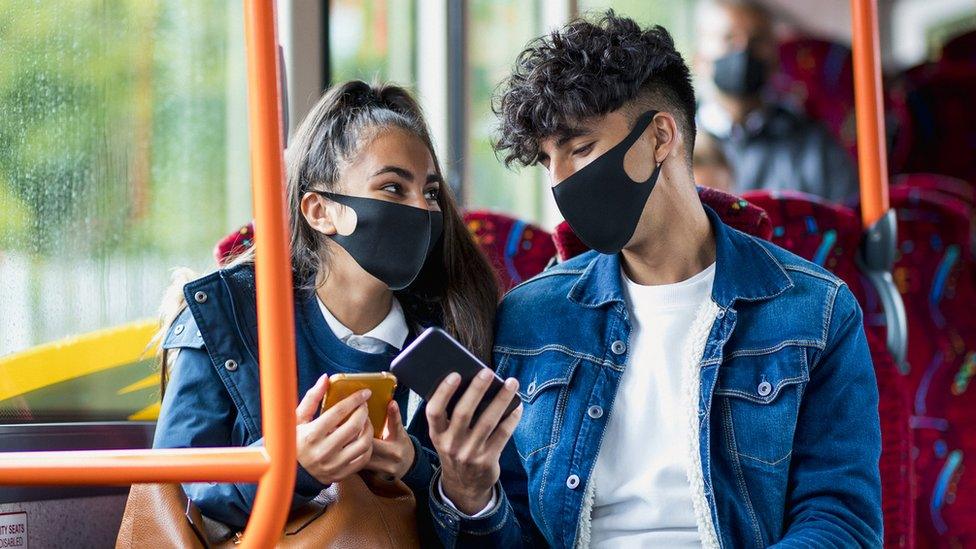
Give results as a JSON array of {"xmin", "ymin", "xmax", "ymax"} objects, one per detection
[{"xmin": 590, "ymin": 263, "xmax": 716, "ymax": 548}]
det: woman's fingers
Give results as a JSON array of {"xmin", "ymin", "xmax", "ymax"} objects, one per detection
[
  {"xmin": 383, "ymin": 400, "xmax": 404, "ymax": 440},
  {"xmin": 296, "ymin": 374, "xmax": 329, "ymax": 424},
  {"xmin": 469, "ymin": 377, "xmax": 520, "ymax": 442},
  {"xmin": 322, "ymin": 404, "xmax": 370, "ymax": 447},
  {"xmin": 332, "ymin": 419, "xmax": 374, "ymax": 470},
  {"xmin": 315, "ymin": 388, "xmax": 371, "ymax": 431},
  {"xmin": 425, "ymin": 373, "xmax": 461, "ymax": 433}
]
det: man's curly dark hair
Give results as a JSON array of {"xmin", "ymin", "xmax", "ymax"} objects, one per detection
[{"xmin": 493, "ymin": 10, "xmax": 696, "ymax": 168}]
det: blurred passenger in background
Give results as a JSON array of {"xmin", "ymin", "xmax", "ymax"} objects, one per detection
[
  {"xmin": 695, "ymin": 0, "xmax": 858, "ymax": 202},
  {"xmin": 693, "ymin": 132, "xmax": 736, "ymax": 193}
]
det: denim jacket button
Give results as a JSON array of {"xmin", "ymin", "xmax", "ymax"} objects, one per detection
[
  {"xmin": 717, "ymin": 310, "xmax": 726, "ymax": 319},
  {"xmin": 757, "ymin": 381, "xmax": 772, "ymax": 397},
  {"xmin": 566, "ymin": 474, "xmax": 580, "ymax": 489},
  {"xmin": 194, "ymin": 291, "xmax": 208, "ymax": 304},
  {"xmin": 224, "ymin": 359, "xmax": 239, "ymax": 372},
  {"xmin": 587, "ymin": 405, "xmax": 604, "ymax": 419},
  {"xmin": 173, "ymin": 324, "xmax": 185, "ymax": 335},
  {"xmin": 527, "ymin": 381, "xmax": 537, "ymax": 396},
  {"xmin": 611, "ymin": 340, "xmax": 627, "ymax": 355}
]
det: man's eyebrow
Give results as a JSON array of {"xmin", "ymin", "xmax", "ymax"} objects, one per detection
[
  {"xmin": 371, "ymin": 165, "xmax": 414, "ymax": 180},
  {"xmin": 555, "ymin": 127, "xmax": 591, "ymax": 147}
]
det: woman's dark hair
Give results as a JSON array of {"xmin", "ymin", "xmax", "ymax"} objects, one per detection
[
  {"xmin": 159, "ymin": 81, "xmax": 498, "ymax": 391},
  {"xmin": 493, "ymin": 10, "xmax": 697, "ymax": 167}
]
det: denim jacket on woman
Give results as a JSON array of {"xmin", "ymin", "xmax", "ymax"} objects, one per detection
[{"xmin": 152, "ymin": 265, "xmax": 440, "ymax": 543}]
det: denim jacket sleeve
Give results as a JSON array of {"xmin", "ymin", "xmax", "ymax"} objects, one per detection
[
  {"xmin": 424, "ymin": 437, "xmax": 546, "ymax": 548},
  {"xmin": 153, "ymin": 347, "xmax": 326, "ymax": 529},
  {"xmin": 772, "ymin": 286, "xmax": 883, "ymax": 548}
]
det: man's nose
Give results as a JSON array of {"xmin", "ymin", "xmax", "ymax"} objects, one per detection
[{"xmin": 550, "ymin": 160, "xmax": 577, "ymax": 188}]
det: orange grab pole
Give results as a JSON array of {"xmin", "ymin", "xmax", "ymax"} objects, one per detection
[
  {"xmin": 850, "ymin": 0, "xmax": 890, "ymax": 229},
  {"xmin": 0, "ymin": 2, "xmax": 296, "ymax": 547},
  {"xmin": 237, "ymin": 0, "xmax": 298, "ymax": 547},
  {"xmin": 0, "ymin": 448, "xmax": 268, "ymax": 485}
]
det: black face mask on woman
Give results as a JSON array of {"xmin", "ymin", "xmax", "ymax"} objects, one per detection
[
  {"xmin": 316, "ymin": 191, "xmax": 443, "ymax": 290},
  {"xmin": 712, "ymin": 48, "xmax": 768, "ymax": 97},
  {"xmin": 552, "ymin": 110, "xmax": 663, "ymax": 254}
]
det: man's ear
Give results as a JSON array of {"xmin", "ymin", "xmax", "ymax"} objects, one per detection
[
  {"xmin": 300, "ymin": 192, "xmax": 338, "ymax": 236},
  {"xmin": 650, "ymin": 112, "xmax": 679, "ymax": 164}
]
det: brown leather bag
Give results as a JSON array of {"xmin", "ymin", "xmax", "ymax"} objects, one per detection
[{"xmin": 116, "ymin": 473, "xmax": 421, "ymax": 548}]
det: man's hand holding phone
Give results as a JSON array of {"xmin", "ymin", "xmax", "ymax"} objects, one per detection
[{"xmin": 425, "ymin": 369, "xmax": 523, "ymax": 515}]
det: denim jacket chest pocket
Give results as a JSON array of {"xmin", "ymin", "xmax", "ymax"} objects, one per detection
[
  {"xmin": 497, "ymin": 350, "xmax": 582, "ymax": 462},
  {"xmin": 714, "ymin": 345, "xmax": 811, "ymax": 469}
]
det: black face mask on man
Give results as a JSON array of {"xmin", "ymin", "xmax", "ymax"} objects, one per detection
[
  {"xmin": 315, "ymin": 191, "xmax": 443, "ymax": 290},
  {"xmin": 552, "ymin": 110, "xmax": 663, "ymax": 255},
  {"xmin": 712, "ymin": 48, "xmax": 768, "ymax": 97}
]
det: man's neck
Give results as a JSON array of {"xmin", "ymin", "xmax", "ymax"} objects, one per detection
[
  {"xmin": 621, "ymin": 181, "xmax": 716, "ymax": 286},
  {"xmin": 316, "ymin": 259, "xmax": 393, "ymax": 335}
]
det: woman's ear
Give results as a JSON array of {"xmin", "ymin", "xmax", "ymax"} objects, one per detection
[{"xmin": 300, "ymin": 192, "xmax": 338, "ymax": 236}]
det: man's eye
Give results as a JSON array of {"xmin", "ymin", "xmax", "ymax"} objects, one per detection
[{"xmin": 572, "ymin": 143, "xmax": 594, "ymax": 157}]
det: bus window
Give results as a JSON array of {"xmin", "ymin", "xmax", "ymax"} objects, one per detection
[{"xmin": 0, "ymin": 1, "xmax": 250, "ymax": 424}]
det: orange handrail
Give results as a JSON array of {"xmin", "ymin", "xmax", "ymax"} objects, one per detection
[
  {"xmin": 0, "ymin": 448, "xmax": 268, "ymax": 485},
  {"xmin": 239, "ymin": 0, "xmax": 299, "ymax": 544},
  {"xmin": 0, "ymin": 2, "xmax": 296, "ymax": 547},
  {"xmin": 850, "ymin": 0, "xmax": 890, "ymax": 229}
]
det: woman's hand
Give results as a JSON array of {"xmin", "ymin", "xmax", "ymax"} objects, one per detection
[
  {"xmin": 365, "ymin": 400, "xmax": 416, "ymax": 480},
  {"xmin": 295, "ymin": 375, "xmax": 374, "ymax": 484},
  {"xmin": 426, "ymin": 370, "xmax": 523, "ymax": 515}
]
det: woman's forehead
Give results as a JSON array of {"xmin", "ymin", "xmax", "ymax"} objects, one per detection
[{"xmin": 348, "ymin": 127, "xmax": 436, "ymax": 176}]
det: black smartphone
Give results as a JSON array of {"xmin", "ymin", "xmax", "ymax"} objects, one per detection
[{"xmin": 391, "ymin": 327, "xmax": 520, "ymax": 423}]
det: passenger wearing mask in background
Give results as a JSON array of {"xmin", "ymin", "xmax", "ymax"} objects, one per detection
[
  {"xmin": 420, "ymin": 11, "xmax": 882, "ymax": 548},
  {"xmin": 695, "ymin": 0, "xmax": 859, "ymax": 202}
]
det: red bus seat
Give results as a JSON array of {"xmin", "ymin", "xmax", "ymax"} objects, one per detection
[
  {"xmin": 743, "ymin": 190, "xmax": 915, "ymax": 547},
  {"xmin": 463, "ymin": 211, "xmax": 556, "ymax": 292},
  {"xmin": 891, "ymin": 63, "xmax": 976, "ymax": 182},
  {"xmin": 881, "ymin": 186, "xmax": 976, "ymax": 547},
  {"xmin": 773, "ymin": 37, "xmax": 857, "ymax": 161},
  {"xmin": 941, "ymin": 29, "xmax": 976, "ymax": 65}
]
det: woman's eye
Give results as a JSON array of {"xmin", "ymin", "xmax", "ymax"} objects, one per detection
[
  {"xmin": 572, "ymin": 143, "xmax": 594, "ymax": 157},
  {"xmin": 381, "ymin": 183, "xmax": 403, "ymax": 195},
  {"xmin": 424, "ymin": 187, "xmax": 440, "ymax": 201}
]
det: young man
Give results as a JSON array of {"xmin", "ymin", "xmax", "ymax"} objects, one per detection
[{"xmin": 420, "ymin": 12, "xmax": 882, "ymax": 548}]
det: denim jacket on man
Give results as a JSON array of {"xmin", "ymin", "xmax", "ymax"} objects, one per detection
[{"xmin": 427, "ymin": 205, "xmax": 883, "ymax": 548}]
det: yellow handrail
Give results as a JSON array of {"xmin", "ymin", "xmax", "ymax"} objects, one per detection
[{"xmin": 0, "ymin": 2, "xmax": 296, "ymax": 547}]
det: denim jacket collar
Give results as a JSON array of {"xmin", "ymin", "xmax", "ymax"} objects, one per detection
[{"xmin": 568, "ymin": 204, "xmax": 793, "ymax": 310}]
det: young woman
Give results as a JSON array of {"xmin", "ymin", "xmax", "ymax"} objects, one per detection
[{"xmin": 151, "ymin": 80, "xmax": 499, "ymax": 535}]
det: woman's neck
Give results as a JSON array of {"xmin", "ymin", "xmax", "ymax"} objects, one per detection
[{"xmin": 316, "ymin": 258, "xmax": 394, "ymax": 336}]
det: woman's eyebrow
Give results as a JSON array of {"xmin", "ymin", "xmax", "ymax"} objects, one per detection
[
  {"xmin": 426, "ymin": 173, "xmax": 444, "ymax": 184},
  {"xmin": 371, "ymin": 165, "xmax": 414, "ymax": 180}
]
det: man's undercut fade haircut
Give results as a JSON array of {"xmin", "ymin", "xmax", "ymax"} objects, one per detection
[{"xmin": 493, "ymin": 10, "xmax": 697, "ymax": 167}]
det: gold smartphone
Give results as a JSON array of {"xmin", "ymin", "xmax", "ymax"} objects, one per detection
[{"xmin": 321, "ymin": 372, "xmax": 397, "ymax": 437}]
